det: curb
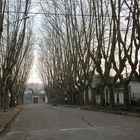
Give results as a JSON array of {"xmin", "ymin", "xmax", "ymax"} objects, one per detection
[
  {"xmin": 64, "ymin": 105, "xmax": 140, "ymax": 117},
  {"xmin": 0, "ymin": 106, "xmax": 23, "ymax": 134},
  {"xmin": 81, "ymin": 107, "xmax": 140, "ymax": 117},
  {"xmin": 80, "ymin": 107, "xmax": 140, "ymax": 117}
]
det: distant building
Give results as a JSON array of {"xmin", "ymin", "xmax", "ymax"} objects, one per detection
[
  {"xmin": 24, "ymin": 83, "xmax": 48, "ymax": 104},
  {"xmin": 24, "ymin": 89, "xmax": 33, "ymax": 104},
  {"xmin": 33, "ymin": 96, "xmax": 39, "ymax": 104},
  {"xmin": 32, "ymin": 90, "xmax": 48, "ymax": 104}
]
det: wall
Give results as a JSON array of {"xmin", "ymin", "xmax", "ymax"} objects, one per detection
[
  {"xmin": 114, "ymin": 91, "xmax": 124, "ymax": 104},
  {"xmin": 129, "ymin": 81, "xmax": 140, "ymax": 101}
]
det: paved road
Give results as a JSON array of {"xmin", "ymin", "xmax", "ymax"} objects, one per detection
[{"xmin": 0, "ymin": 104, "xmax": 140, "ymax": 140}]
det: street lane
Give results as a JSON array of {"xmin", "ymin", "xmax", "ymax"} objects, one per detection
[{"xmin": 0, "ymin": 104, "xmax": 140, "ymax": 140}]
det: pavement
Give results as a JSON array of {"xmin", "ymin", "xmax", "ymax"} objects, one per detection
[
  {"xmin": 0, "ymin": 106, "xmax": 22, "ymax": 134},
  {"xmin": 0, "ymin": 104, "xmax": 140, "ymax": 140},
  {"xmin": 0, "ymin": 104, "xmax": 139, "ymax": 137}
]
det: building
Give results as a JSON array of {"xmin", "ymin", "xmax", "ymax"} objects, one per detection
[
  {"xmin": 86, "ymin": 74, "xmax": 140, "ymax": 106},
  {"xmin": 23, "ymin": 89, "xmax": 33, "ymax": 104},
  {"xmin": 24, "ymin": 83, "xmax": 48, "ymax": 104},
  {"xmin": 32, "ymin": 90, "xmax": 48, "ymax": 104}
]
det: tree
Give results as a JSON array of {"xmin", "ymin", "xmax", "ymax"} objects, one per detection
[
  {"xmin": 38, "ymin": 0, "xmax": 140, "ymax": 108},
  {"xmin": 0, "ymin": 0, "xmax": 33, "ymax": 111}
]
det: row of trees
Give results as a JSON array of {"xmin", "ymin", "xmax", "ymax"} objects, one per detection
[
  {"xmin": 38, "ymin": 0, "xmax": 140, "ymax": 107},
  {"xmin": 0, "ymin": 0, "xmax": 33, "ymax": 111}
]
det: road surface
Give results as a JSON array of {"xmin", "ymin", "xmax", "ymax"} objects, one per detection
[{"xmin": 0, "ymin": 104, "xmax": 140, "ymax": 140}]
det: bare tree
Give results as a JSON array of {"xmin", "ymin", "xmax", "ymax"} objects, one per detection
[
  {"xmin": 38, "ymin": 0, "xmax": 140, "ymax": 108},
  {"xmin": 0, "ymin": 0, "xmax": 33, "ymax": 111}
]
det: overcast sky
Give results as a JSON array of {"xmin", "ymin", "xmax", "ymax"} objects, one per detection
[{"xmin": 27, "ymin": 0, "xmax": 42, "ymax": 84}]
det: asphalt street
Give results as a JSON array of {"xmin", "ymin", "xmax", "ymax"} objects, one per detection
[{"xmin": 0, "ymin": 104, "xmax": 140, "ymax": 140}]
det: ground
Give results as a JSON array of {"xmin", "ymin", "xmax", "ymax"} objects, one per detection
[{"xmin": 0, "ymin": 104, "xmax": 140, "ymax": 140}]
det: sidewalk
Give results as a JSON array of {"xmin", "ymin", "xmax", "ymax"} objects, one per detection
[
  {"xmin": 0, "ymin": 106, "xmax": 23, "ymax": 134},
  {"xmin": 64, "ymin": 105, "xmax": 140, "ymax": 117}
]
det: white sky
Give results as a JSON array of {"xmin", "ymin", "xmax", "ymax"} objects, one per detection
[
  {"xmin": 27, "ymin": 0, "xmax": 42, "ymax": 84},
  {"xmin": 27, "ymin": 53, "xmax": 42, "ymax": 84}
]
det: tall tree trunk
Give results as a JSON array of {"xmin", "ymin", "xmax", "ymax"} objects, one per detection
[
  {"xmin": 0, "ymin": 88, "xmax": 4, "ymax": 109},
  {"xmin": 91, "ymin": 88, "xmax": 96, "ymax": 106},
  {"xmin": 124, "ymin": 83, "xmax": 130, "ymax": 108},
  {"xmin": 84, "ymin": 87, "xmax": 89, "ymax": 105},
  {"xmin": 100, "ymin": 86, "xmax": 105, "ymax": 107},
  {"xmin": 109, "ymin": 85, "xmax": 115, "ymax": 108},
  {"xmin": 3, "ymin": 86, "xmax": 8, "ymax": 112},
  {"xmin": 9, "ymin": 92, "xmax": 15, "ymax": 108}
]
